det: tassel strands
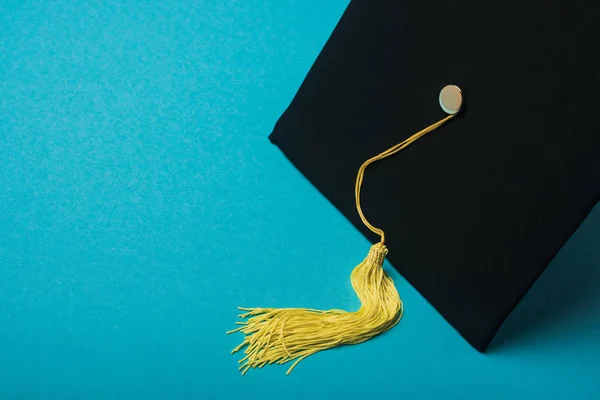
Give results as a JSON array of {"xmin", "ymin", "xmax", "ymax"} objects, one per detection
[{"xmin": 228, "ymin": 243, "xmax": 401, "ymax": 375}]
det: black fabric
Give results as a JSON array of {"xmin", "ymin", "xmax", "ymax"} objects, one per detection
[{"xmin": 268, "ymin": 0, "xmax": 600, "ymax": 351}]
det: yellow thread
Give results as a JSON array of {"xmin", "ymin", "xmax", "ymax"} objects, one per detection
[
  {"xmin": 355, "ymin": 114, "xmax": 455, "ymax": 244},
  {"xmin": 229, "ymin": 113, "xmax": 456, "ymax": 374}
]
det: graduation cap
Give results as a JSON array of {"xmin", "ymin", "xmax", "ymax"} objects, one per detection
[{"xmin": 228, "ymin": 0, "xmax": 600, "ymax": 372}]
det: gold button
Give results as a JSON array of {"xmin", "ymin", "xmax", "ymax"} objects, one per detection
[{"xmin": 439, "ymin": 85, "xmax": 463, "ymax": 114}]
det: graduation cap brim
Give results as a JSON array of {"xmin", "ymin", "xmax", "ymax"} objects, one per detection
[{"xmin": 268, "ymin": 0, "xmax": 600, "ymax": 351}]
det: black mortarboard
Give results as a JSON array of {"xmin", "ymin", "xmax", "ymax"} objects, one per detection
[{"xmin": 267, "ymin": 0, "xmax": 600, "ymax": 352}]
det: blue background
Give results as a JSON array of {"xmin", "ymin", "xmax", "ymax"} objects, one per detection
[{"xmin": 1, "ymin": 1, "xmax": 599, "ymax": 398}]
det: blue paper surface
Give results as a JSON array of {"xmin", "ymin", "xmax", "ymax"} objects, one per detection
[{"xmin": 1, "ymin": 1, "xmax": 599, "ymax": 398}]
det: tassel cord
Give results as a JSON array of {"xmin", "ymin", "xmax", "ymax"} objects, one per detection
[{"xmin": 355, "ymin": 114, "xmax": 455, "ymax": 244}]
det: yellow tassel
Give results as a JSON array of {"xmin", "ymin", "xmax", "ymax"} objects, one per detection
[
  {"xmin": 229, "ymin": 100, "xmax": 460, "ymax": 374},
  {"xmin": 227, "ymin": 242, "xmax": 401, "ymax": 375}
]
